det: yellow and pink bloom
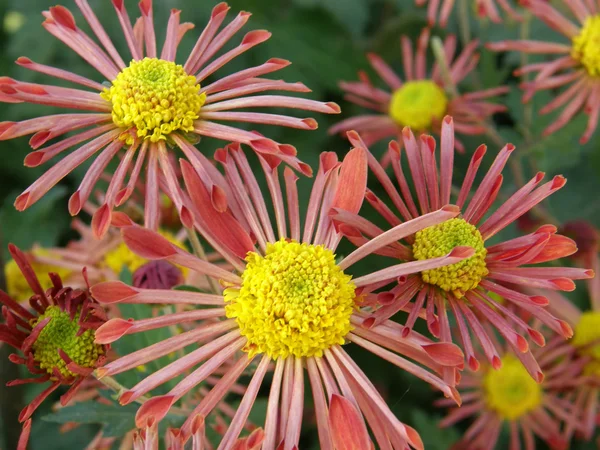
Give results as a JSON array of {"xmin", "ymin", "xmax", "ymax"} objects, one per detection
[{"xmin": 0, "ymin": 0, "xmax": 340, "ymax": 238}]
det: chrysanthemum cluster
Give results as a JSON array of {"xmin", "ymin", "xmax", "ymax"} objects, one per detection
[{"xmin": 0, "ymin": 0, "xmax": 599, "ymax": 449}]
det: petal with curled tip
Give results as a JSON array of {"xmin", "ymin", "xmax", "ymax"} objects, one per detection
[
  {"xmin": 94, "ymin": 318, "xmax": 134, "ymax": 344},
  {"xmin": 91, "ymin": 281, "xmax": 138, "ymax": 304},
  {"xmin": 528, "ymin": 234, "xmax": 578, "ymax": 263},
  {"xmin": 121, "ymin": 226, "xmax": 179, "ymax": 259},
  {"xmin": 328, "ymin": 394, "xmax": 371, "ymax": 450},
  {"xmin": 135, "ymin": 395, "xmax": 176, "ymax": 428},
  {"xmin": 422, "ymin": 342, "xmax": 465, "ymax": 367},
  {"xmin": 111, "ymin": 211, "xmax": 136, "ymax": 227},
  {"xmin": 331, "ymin": 146, "xmax": 368, "ymax": 215},
  {"xmin": 181, "ymin": 159, "xmax": 253, "ymax": 259}
]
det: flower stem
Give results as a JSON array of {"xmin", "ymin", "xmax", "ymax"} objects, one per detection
[
  {"xmin": 431, "ymin": 36, "xmax": 459, "ymax": 98},
  {"xmin": 458, "ymin": 0, "xmax": 472, "ymax": 45},
  {"xmin": 93, "ymin": 371, "xmax": 189, "ymax": 416}
]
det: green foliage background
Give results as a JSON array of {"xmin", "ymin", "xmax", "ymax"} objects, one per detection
[{"xmin": 0, "ymin": 0, "xmax": 599, "ymax": 449}]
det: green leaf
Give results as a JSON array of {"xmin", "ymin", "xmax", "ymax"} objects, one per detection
[
  {"xmin": 119, "ymin": 266, "xmax": 133, "ymax": 285},
  {"xmin": 42, "ymin": 402, "xmax": 138, "ymax": 438}
]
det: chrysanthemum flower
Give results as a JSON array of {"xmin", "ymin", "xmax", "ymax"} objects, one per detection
[
  {"xmin": 415, "ymin": 0, "xmax": 522, "ymax": 26},
  {"xmin": 330, "ymin": 28, "xmax": 508, "ymax": 162},
  {"xmin": 542, "ymin": 253, "xmax": 600, "ymax": 441},
  {"xmin": 90, "ymin": 143, "xmax": 471, "ymax": 449},
  {"xmin": 0, "ymin": 0, "xmax": 340, "ymax": 238},
  {"xmin": 332, "ymin": 117, "xmax": 593, "ymax": 377},
  {"xmin": 437, "ymin": 339, "xmax": 585, "ymax": 450},
  {"xmin": 488, "ymin": 0, "xmax": 600, "ymax": 143},
  {"xmin": 0, "ymin": 244, "xmax": 109, "ymax": 448}
]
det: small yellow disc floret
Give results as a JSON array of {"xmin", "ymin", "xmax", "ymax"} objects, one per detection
[
  {"xmin": 572, "ymin": 15, "xmax": 600, "ymax": 77},
  {"xmin": 31, "ymin": 306, "xmax": 104, "ymax": 378},
  {"xmin": 412, "ymin": 218, "xmax": 488, "ymax": 297},
  {"xmin": 483, "ymin": 354, "xmax": 542, "ymax": 421},
  {"xmin": 572, "ymin": 311, "xmax": 600, "ymax": 375},
  {"xmin": 101, "ymin": 57, "xmax": 206, "ymax": 144},
  {"xmin": 224, "ymin": 240, "xmax": 356, "ymax": 359},
  {"xmin": 389, "ymin": 80, "xmax": 448, "ymax": 131}
]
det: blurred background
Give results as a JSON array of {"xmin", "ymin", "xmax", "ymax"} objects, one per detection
[{"xmin": 0, "ymin": 0, "xmax": 598, "ymax": 448}]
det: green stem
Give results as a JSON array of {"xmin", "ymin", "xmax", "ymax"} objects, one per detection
[
  {"xmin": 458, "ymin": 0, "xmax": 472, "ymax": 45},
  {"xmin": 93, "ymin": 371, "xmax": 189, "ymax": 416},
  {"xmin": 431, "ymin": 36, "xmax": 459, "ymax": 98}
]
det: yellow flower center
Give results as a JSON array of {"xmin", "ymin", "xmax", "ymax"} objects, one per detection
[
  {"xmin": 101, "ymin": 57, "xmax": 206, "ymax": 144},
  {"xmin": 572, "ymin": 311, "xmax": 600, "ymax": 375},
  {"xmin": 412, "ymin": 218, "xmax": 488, "ymax": 298},
  {"xmin": 224, "ymin": 240, "xmax": 356, "ymax": 359},
  {"xmin": 572, "ymin": 15, "xmax": 600, "ymax": 77},
  {"xmin": 5, "ymin": 250, "xmax": 71, "ymax": 302},
  {"xmin": 389, "ymin": 80, "xmax": 448, "ymax": 131},
  {"xmin": 103, "ymin": 230, "xmax": 186, "ymax": 276},
  {"xmin": 31, "ymin": 306, "xmax": 104, "ymax": 378},
  {"xmin": 483, "ymin": 354, "xmax": 542, "ymax": 421}
]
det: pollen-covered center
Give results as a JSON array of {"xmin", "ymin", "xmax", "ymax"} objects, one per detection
[
  {"xmin": 101, "ymin": 57, "xmax": 206, "ymax": 144},
  {"xmin": 483, "ymin": 354, "xmax": 542, "ymax": 421},
  {"xmin": 412, "ymin": 218, "xmax": 488, "ymax": 297},
  {"xmin": 572, "ymin": 311, "xmax": 600, "ymax": 375},
  {"xmin": 31, "ymin": 306, "xmax": 104, "ymax": 378},
  {"xmin": 389, "ymin": 80, "xmax": 448, "ymax": 131},
  {"xmin": 224, "ymin": 240, "xmax": 356, "ymax": 359},
  {"xmin": 572, "ymin": 15, "xmax": 600, "ymax": 77}
]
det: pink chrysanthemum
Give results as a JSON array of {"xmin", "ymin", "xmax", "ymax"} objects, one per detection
[
  {"xmin": 330, "ymin": 28, "xmax": 508, "ymax": 162},
  {"xmin": 0, "ymin": 0, "xmax": 340, "ymax": 239},
  {"xmin": 543, "ymin": 252, "xmax": 600, "ymax": 441},
  {"xmin": 415, "ymin": 0, "xmax": 522, "ymax": 26},
  {"xmin": 488, "ymin": 0, "xmax": 600, "ymax": 143},
  {"xmin": 331, "ymin": 117, "xmax": 593, "ymax": 377},
  {"xmin": 89, "ymin": 142, "xmax": 470, "ymax": 449},
  {"xmin": 437, "ymin": 336, "xmax": 585, "ymax": 450},
  {"xmin": 0, "ymin": 244, "xmax": 109, "ymax": 449}
]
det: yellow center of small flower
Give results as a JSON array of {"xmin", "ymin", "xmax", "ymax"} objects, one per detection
[
  {"xmin": 572, "ymin": 311, "xmax": 600, "ymax": 375},
  {"xmin": 5, "ymin": 250, "xmax": 71, "ymax": 302},
  {"xmin": 101, "ymin": 57, "xmax": 206, "ymax": 144},
  {"xmin": 31, "ymin": 306, "xmax": 104, "ymax": 378},
  {"xmin": 103, "ymin": 230, "xmax": 186, "ymax": 276},
  {"xmin": 412, "ymin": 218, "xmax": 488, "ymax": 298},
  {"xmin": 483, "ymin": 354, "xmax": 542, "ymax": 421},
  {"xmin": 224, "ymin": 240, "xmax": 356, "ymax": 359},
  {"xmin": 572, "ymin": 15, "xmax": 600, "ymax": 77},
  {"xmin": 389, "ymin": 80, "xmax": 448, "ymax": 131}
]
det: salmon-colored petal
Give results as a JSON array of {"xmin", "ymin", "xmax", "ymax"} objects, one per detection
[
  {"xmin": 181, "ymin": 159, "xmax": 254, "ymax": 259},
  {"xmin": 331, "ymin": 145, "xmax": 368, "ymax": 215},
  {"xmin": 94, "ymin": 318, "xmax": 134, "ymax": 344},
  {"xmin": 422, "ymin": 342, "xmax": 465, "ymax": 367},
  {"xmin": 135, "ymin": 395, "xmax": 176, "ymax": 429},
  {"xmin": 328, "ymin": 394, "xmax": 371, "ymax": 450},
  {"xmin": 121, "ymin": 226, "xmax": 179, "ymax": 259},
  {"xmin": 91, "ymin": 281, "xmax": 138, "ymax": 304}
]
